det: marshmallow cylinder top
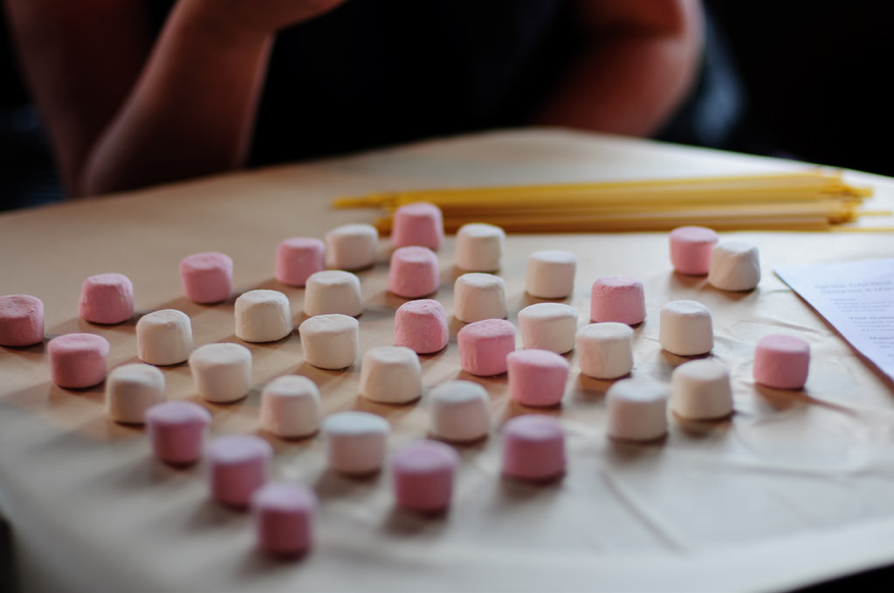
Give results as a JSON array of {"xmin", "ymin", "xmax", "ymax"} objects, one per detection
[
  {"xmin": 525, "ymin": 250, "xmax": 577, "ymax": 299},
  {"xmin": 259, "ymin": 375, "xmax": 322, "ymax": 438},
  {"xmin": 388, "ymin": 246, "xmax": 440, "ymax": 299},
  {"xmin": 670, "ymin": 359, "xmax": 734, "ymax": 420},
  {"xmin": 518, "ymin": 302, "xmax": 578, "ymax": 353},
  {"xmin": 303, "ymin": 270, "xmax": 363, "ymax": 318},
  {"xmin": 454, "ymin": 223, "xmax": 505, "ymax": 272},
  {"xmin": 590, "ymin": 276, "xmax": 646, "ymax": 325},
  {"xmin": 235, "ymin": 289, "xmax": 293, "ymax": 343},
  {"xmin": 78, "ymin": 273, "xmax": 135, "ymax": 325},
  {"xmin": 708, "ymin": 241, "xmax": 761, "ymax": 291},
  {"xmin": 189, "ymin": 342, "xmax": 253, "ymax": 403},
  {"xmin": 48, "ymin": 333, "xmax": 110, "ymax": 389},
  {"xmin": 275, "ymin": 237, "xmax": 326, "ymax": 287},
  {"xmin": 105, "ymin": 363, "xmax": 166, "ymax": 424},
  {"xmin": 457, "ymin": 318, "xmax": 516, "ymax": 376},
  {"xmin": 605, "ymin": 378, "xmax": 669, "ymax": 442},
  {"xmin": 179, "ymin": 252, "xmax": 233, "ymax": 304},
  {"xmin": 136, "ymin": 308, "xmax": 194, "ymax": 366},
  {"xmin": 146, "ymin": 400, "xmax": 212, "ymax": 466},
  {"xmin": 0, "ymin": 294, "xmax": 44, "ymax": 347},
  {"xmin": 325, "ymin": 223, "xmax": 379, "ymax": 271},
  {"xmin": 428, "ymin": 380, "xmax": 491, "ymax": 442},
  {"xmin": 507, "ymin": 349, "xmax": 570, "ymax": 407},
  {"xmin": 501, "ymin": 414, "xmax": 566, "ymax": 481},
  {"xmin": 575, "ymin": 322, "xmax": 634, "ymax": 379},
  {"xmin": 323, "ymin": 411, "xmax": 390, "ymax": 475},
  {"xmin": 453, "ymin": 272, "xmax": 507, "ymax": 323},
  {"xmin": 251, "ymin": 482, "xmax": 318, "ymax": 556},
  {"xmin": 359, "ymin": 346, "xmax": 422, "ymax": 404},
  {"xmin": 394, "ymin": 299, "xmax": 449, "ymax": 354},
  {"xmin": 753, "ymin": 334, "xmax": 810, "ymax": 389},
  {"xmin": 391, "ymin": 202, "xmax": 444, "ymax": 250},
  {"xmin": 298, "ymin": 313, "xmax": 359, "ymax": 370},
  {"xmin": 207, "ymin": 435, "xmax": 273, "ymax": 508},
  {"xmin": 391, "ymin": 440, "xmax": 459, "ymax": 513},
  {"xmin": 659, "ymin": 300, "xmax": 713, "ymax": 356},
  {"xmin": 669, "ymin": 226, "xmax": 719, "ymax": 275}
]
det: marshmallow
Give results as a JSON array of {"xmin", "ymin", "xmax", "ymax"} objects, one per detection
[
  {"xmin": 275, "ymin": 237, "xmax": 326, "ymax": 287},
  {"xmin": 359, "ymin": 346, "xmax": 422, "ymax": 404},
  {"xmin": 575, "ymin": 322, "xmax": 634, "ymax": 379},
  {"xmin": 105, "ymin": 363, "xmax": 166, "ymax": 424},
  {"xmin": 457, "ymin": 318, "xmax": 516, "ymax": 376},
  {"xmin": 518, "ymin": 302, "xmax": 578, "ymax": 353},
  {"xmin": 48, "ymin": 333, "xmax": 110, "ymax": 388},
  {"xmin": 303, "ymin": 270, "xmax": 363, "ymax": 318},
  {"xmin": 136, "ymin": 309, "xmax": 193, "ymax": 366},
  {"xmin": 753, "ymin": 334, "xmax": 810, "ymax": 389},
  {"xmin": 708, "ymin": 241, "xmax": 761, "ymax": 291},
  {"xmin": 659, "ymin": 300, "xmax": 713, "ymax": 356},
  {"xmin": 455, "ymin": 223, "xmax": 505, "ymax": 272},
  {"xmin": 388, "ymin": 246, "xmax": 440, "ymax": 298},
  {"xmin": 391, "ymin": 440, "xmax": 459, "ymax": 513},
  {"xmin": 670, "ymin": 359, "xmax": 734, "ymax": 420},
  {"xmin": 501, "ymin": 415, "xmax": 565, "ymax": 481},
  {"xmin": 235, "ymin": 289, "xmax": 293, "ymax": 343},
  {"xmin": 669, "ymin": 226, "xmax": 719, "ymax": 275},
  {"xmin": 298, "ymin": 314, "xmax": 359, "ymax": 370},
  {"xmin": 322, "ymin": 411, "xmax": 390, "ymax": 475},
  {"xmin": 208, "ymin": 434, "xmax": 273, "ymax": 508},
  {"xmin": 605, "ymin": 379, "xmax": 669, "ymax": 442},
  {"xmin": 259, "ymin": 375, "xmax": 322, "ymax": 438},
  {"xmin": 146, "ymin": 401, "xmax": 212, "ymax": 466},
  {"xmin": 453, "ymin": 273, "xmax": 507, "ymax": 323},
  {"xmin": 428, "ymin": 380, "xmax": 491, "ymax": 442},
  {"xmin": 391, "ymin": 202, "xmax": 444, "ymax": 250},
  {"xmin": 179, "ymin": 252, "xmax": 233, "ymax": 304},
  {"xmin": 507, "ymin": 349, "xmax": 569, "ymax": 407},
  {"xmin": 78, "ymin": 273, "xmax": 134, "ymax": 325},
  {"xmin": 325, "ymin": 223, "xmax": 379, "ymax": 270},
  {"xmin": 0, "ymin": 294, "xmax": 44, "ymax": 347},
  {"xmin": 590, "ymin": 276, "xmax": 646, "ymax": 325},
  {"xmin": 394, "ymin": 299, "xmax": 449, "ymax": 354},
  {"xmin": 251, "ymin": 482, "xmax": 318, "ymax": 557},
  {"xmin": 189, "ymin": 343, "xmax": 252, "ymax": 403},
  {"xmin": 525, "ymin": 250, "xmax": 577, "ymax": 299}
]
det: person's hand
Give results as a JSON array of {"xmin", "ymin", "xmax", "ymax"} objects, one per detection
[{"xmin": 185, "ymin": 0, "xmax": 349, "ymax": 38}]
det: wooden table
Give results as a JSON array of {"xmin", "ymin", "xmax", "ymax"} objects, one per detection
[{"xmin": 3, "ymin": 129, "xmax": 894, "ymax": 592}]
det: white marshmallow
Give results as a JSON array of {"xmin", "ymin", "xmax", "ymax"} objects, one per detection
[
  {"xmin": 136, "ymin": 309, "xmax": 193, "ymax": 366},
  {"xmin": 525, "ymin": 250, "xmax": 577, "ymax": 299},
  {"xmin": 359, "ymin": 346, "xmax": 422, "ymax": 404},
  {"xmin": 605, "ymin": 378, "xmax": 669, "ymax": 442},
  {"xmin": 298, "ymin": 314, "xmax": 359, "ymax": 370},
  {"xmin": 455, "ymin": 223, "xmax": 505, "ymax": 272},
  {"xmin": 659, "ymin": 300, "xmax": 713, "ymax": 356},
  {"xmin": 575, "ymin": 322, "xmax": 634, "ymax": 379},
  {"xmin": 325, "ymin": 223, "xmax": 378, "ymax": 270},
  {"xmin": 428, "ymin": 380, "xmax": 490, "ymax": 442},
  {"xmin": 259, "ymin": 375, "xmax": 322, "ymax": 438},
  {"xmin": 322, "ymin": 411, "xmax": 390, "ymax": 475},
  {"xmin": 670, "ymin": 359, "xmax": 734, "ymax": 420},
  {"xmin": 708, "ymin": 241, "xmax": 761, "ymax": 292},
  {"xmin": 518, "ymin": 302, "xmax": 578, "ymax": 353},
  {"xmin": 303, "ymin": 270, "xmax": 363, "ymax": 317},
  {"xmin": 189, "ymin": 343, "xmax": 253, "ymax": 403},
  {"xmin": 453, "ymin": 273, "xmax": 507, "ymax": 322},
  {"xmin": 105, "ymin": 363, "xmax": 166, "ymax": 424},
  {"xmin": 235, "ymin": 289, "xmax": 293, "ymax": 343}
]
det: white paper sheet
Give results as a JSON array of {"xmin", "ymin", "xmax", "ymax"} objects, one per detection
[{"xmin": 775, "ymin": 258, "xmax": 894, "ymax": 381}]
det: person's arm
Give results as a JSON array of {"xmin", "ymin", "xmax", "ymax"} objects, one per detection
[
  {"xmin": 4, "ymin": 0, "xmax": 345, "ymax": 197},
  {"xmin": 533, "ymin": 0, "xmax": 703, "ymax": 137}
]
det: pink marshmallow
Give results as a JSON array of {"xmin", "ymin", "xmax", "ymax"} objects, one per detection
[
  {"xmin": 501, "ymin": 415, "xmax": 566, "ymax": 482},
  {"xmin": 208, "ymin": 434, "xmax": 273, "ymax": 508},
  {"xmin": 753, "ymin": 334, "xmax": 810, "ymax": 389},
  {"xmin": 0, "ymin": 294, "xmax": 44, "ymax": 347},
  {"xmin": 391, "ymin": 440, "xmax": 459, "ymax": 513},
  {"xmin": 146, "ymin": 401, "xmax": 212, "ymax": 466},
  {"xmin": 179, "ymin": 252, "xmax": 233, "ymax": 304},
  {"xmin": 669, "ymin": 226, "xmax": 719, "ymax": 275},
  {"xmin": 275, "ymin": 237, "xmax": 325, "ymax": 287},
  {"xmin": 457, "ymin": 318, "xmax": 516, "ymax": 376},
  {"xmin": 251, "ymin": 482, "xmax": 318, "ymax": 557},
  {"xmin": 387, "ymin": 246, "xmax": 440, "ymax": 298},
  {"xmin": 507, "ymin": 349, "xmax": 570, "ymax": 407},
  {"xmin": 394, "ymin": 299, "xmax": 449, "ymax": 354},
  {"xmin": 47, "ymin": 333, "xmax": 110, "ymax": 388},
  {"xmin": 391, "ymin": 202, "xmax": 444, "ymax": 250},
  {"xmin": 78, "ymin": 273, "xmax": 134, "ymax": 325},
  {"xmin": 590, "ymin": 276, "xmax": 646, "ymax": 325}
]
